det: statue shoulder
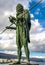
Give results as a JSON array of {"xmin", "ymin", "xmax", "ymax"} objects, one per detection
[
  {"xmin": 23, "ymin": 9, "xmax": 29, "ymax": 14},
  {"xmin": 23, "ymin": 9, "xmax": 30, "ymax": 19}
]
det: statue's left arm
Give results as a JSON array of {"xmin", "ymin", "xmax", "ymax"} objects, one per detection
[
  {"xmin": 6, "ymin": 16, "xmax": 17, "ymax": 30},
  {"xmin": 23, "ymin": 10, "xmax": 31, "ymax": 30},
  {"xmin": 9, "ymin": 15, "xmax": 17, "ymax": 25},
  {"xmin": 23, "ymin": 10, "xmax": 31, "ymax": 43}
]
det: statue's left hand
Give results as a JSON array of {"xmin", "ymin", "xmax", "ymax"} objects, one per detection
[{"xmin": 9, "ymin": 15, "xmax": 16, "ymax": 24}]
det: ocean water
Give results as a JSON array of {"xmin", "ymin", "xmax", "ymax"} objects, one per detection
[
  {"xmin": 37, "ymin": 62, "xmax": 45, "ymax": 65},
  {"xmin": 30, "ymin": 61, "xmax": 45, "ymax": 65},
  {"xmin": 0, "ymin": 62, "xmax": 45, "ymax": 65}
]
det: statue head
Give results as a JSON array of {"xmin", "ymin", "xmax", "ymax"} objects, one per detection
[{"xmin": 16, "ymin": 4, "xmax": 24, "ymax": 14}]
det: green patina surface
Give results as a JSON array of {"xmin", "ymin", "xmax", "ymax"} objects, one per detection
[{"xmin": 7, "ymin": 4, "xmax": 31, "ymax": 63}]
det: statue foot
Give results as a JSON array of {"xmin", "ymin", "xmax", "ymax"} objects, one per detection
[
  {"xmin": 26, "ymin": 62, "xmax": 30, "ymax": 65},
  {"xmin": 13, "ymin": 61, "xmax": 20, "ymax": 64},
  {"xmin": 26, "ymin": 59, "xmax": 30, "ymax": 64}
]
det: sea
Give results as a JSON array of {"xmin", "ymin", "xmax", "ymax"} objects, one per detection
[
  {"xmin": 30, "ymin": 61, "xmax": 45, "ymax": 65},
  {"xmin": 0, "ymin": 62, "xmax": 45, "ymax": 65}
]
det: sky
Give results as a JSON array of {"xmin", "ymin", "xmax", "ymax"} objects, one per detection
[{"xmin": 0, "ymin": 0, "xmax": 45, "ymax": 58}]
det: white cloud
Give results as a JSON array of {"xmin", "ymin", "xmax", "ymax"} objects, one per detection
[
  {"xmin": 41, "ymin": 0, "xmax": 45, "ymax": 3},
  {"xmin": 4, "ymin": 10, "xmax": 16, "ymax": 17},
  {"xmin": 28, "ymin": 19, "xmax": 45, "ymax": 52},
  {"xmin": 3, "ymin": 50, "xmax": 17, "ymax": 55},
  {"xmin": 0, "ymin": 18, "xmax": 45, "ymax": 52},
  {"xmin": 30, "ymin": 19, "xmax": 43, "ymax": 33},
  {"xmin": 30, "ymin": 14, "xmax": 34, "ymax": 18},
  {"xmin": 30, "ymin": 55, "xmax": 45, "ymax": 58},
  {"xmin": 0, "ymin": 0, "xmax": 31, "ymax": 30},
  {"xmin": 0, "ymin": 33, "xmax": 17, "ymax": 51},
  {"xmin": 0, "ymin": 0, "xmax": 45, "ymax": 53}
]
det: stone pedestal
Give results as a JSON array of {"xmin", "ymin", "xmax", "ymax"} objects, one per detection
[{"xmin": 9, "ymin": 64, "xmax": 39, "ymax": 65}]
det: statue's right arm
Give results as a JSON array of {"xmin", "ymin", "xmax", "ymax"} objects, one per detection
[{"xmin": 6, "ymin": 26, "xmax": 16, "ymax": 30}]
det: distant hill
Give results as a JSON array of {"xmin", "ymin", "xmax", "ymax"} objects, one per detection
[
  {"xmin": 0, "ymin": 53, "xmax": 45, "ymax": 62},
  {"xmin": 0, "ymin": 53, "xmax": 26, "ymax": 59},
  {"xmin": 0, "ymin": 53, "xmax": 17, "ymax": 59}
]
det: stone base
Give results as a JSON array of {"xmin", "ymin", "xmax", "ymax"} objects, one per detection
[{"xmin": 9, "ymin": 64, "xmax": 39, "ymax": 65}]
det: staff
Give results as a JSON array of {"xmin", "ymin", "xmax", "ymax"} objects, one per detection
[
  {"xmin": 17, "ymin": 0, "xmax": 42, "ymax": 18},
  {"xmin": 0, "ymin": 0, "xmax": 42, "ymax": 34},
  {"xmin": 0, "ymin": 23, "xmax": 13, "ymax": 34}
]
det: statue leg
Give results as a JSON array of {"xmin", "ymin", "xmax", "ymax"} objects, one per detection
[
  {"xmin": 13, "ymin": 26, "xmax": 22, "ymax": 64},
  {"xmin": 23, "ymin": 31, "xmax": 30, "ymax": 63},
  {"xmin": 17, "ymin": 40, "xmax": 22, "ymax": 63},
  {"xmin": 13, "ymin": 45, "xmax": 21, "ymax": 64},
  {"xmin": 17, "ymin": 25, "xmax": 22, "ymax": 63},
  {"xmin": 24, "ymin": 42, "xmax": 30, "ymax": 62}
]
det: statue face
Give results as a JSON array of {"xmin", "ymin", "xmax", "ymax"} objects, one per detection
[{"xmin": 16, "ymin": 4, "xmax": 24, "ymax": 14}]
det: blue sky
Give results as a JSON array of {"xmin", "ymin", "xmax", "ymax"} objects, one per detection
[
  {"xmin": 29, "ymin": 0, "xmax": 45, "ymax": 57},
  {"xmin": 0, "ymin": 0, "xmax": 45, "ymax": 58},
  {"xmin": 29, "ymin": 0, "xmax": 45, "ymax": 28}
]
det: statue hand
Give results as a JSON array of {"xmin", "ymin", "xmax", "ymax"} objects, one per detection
[{"xmin": 9, "ymin": 15, "xmax": 16, "ymax": 24}]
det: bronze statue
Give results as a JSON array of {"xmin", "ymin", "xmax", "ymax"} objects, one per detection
[
  {"xmin": 7, "ymin": 4, "xmax": 31, "ymax": 64},
  {"xmin": 0, "ymin": 0, "xmax": 42, "ymax": 64}
]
